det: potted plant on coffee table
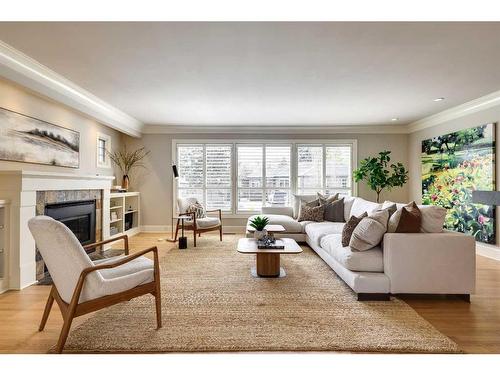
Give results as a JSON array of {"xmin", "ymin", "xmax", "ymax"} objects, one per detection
[{"xmin": 249, "ymin": 216, "xmax": 270, "ymax": 240}]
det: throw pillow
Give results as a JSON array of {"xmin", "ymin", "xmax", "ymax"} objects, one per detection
[
  {"xmin": 324, "ymin": 197, "xmax": 345, "ymax": 222},
  {"xmin": 349, "ymin": 209, "xmax": 390, "ymax": 251},
  {"xmin": 296, "ymin": 198, "xmax": 320, "ymax": 220},
  {"xmin": 341, "ymin": 212, "xmax": 368, "ymax": 247},
  {"xmin": 381, "ymin": 201, "xmax": 397, "ymax": 217},
  {"xmin": 297, "ymin": 203, "xmax": 325, "ymax": 222},
  {"xmin": 419, "ymin": 205, "xmax": 446, "ymax": 233},
  {"xmin": 317, "ymin": 192, "xmax": 339, "ymax": 205},
  {"xmin": 187, "ymin": 202, "xmax": 206, "ymax": 219},
  {"xmin": 387, "ymin": 201, "xmax": 422, "ymax": 233},
  {"xmin": 293, "ymin": 194, "xmax": 318, "ymax": 218},
  {"xmin": 396, "ymin": 202, "xmax": 421, "ymax": 233}
]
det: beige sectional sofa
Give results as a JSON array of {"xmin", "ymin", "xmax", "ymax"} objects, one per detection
[{"xmin": 246, "ymin": 196, "xmax": 476, "ymax": 301}]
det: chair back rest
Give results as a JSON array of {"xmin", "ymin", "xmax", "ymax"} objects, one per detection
[
  {"xmin": 28, "ymin": 216, "xmax": 101, "ymax": 303},
  {"xmin": 177, "ymin": 197, "xmax": 199, "ymax": 214}
]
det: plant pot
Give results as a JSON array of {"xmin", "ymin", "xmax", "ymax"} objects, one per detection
[
  {"xmin": 253, "ymin": 229, "xmax": 267, "ymax": 240},
  {"xmin": 121, "ymin": 175, "xmax": 130, "ymax": 190}
]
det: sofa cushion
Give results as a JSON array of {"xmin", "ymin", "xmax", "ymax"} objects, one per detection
[
  {"xmin": 320, "ymin": 234, "xmax": 384, "ymax": 272},
  {"xmin": 388, "ymin": 202, "xmax": 422, "ymax": 233},
  {"xmin": 343, "ymin": 196, "xmax": 356, "ymax": 222},
  {"xmin": 293, "ymin": 194, "xmax": 318, "ymax": 219},
  {"xmin": 317, "ymin": 192, "xmax": 339, "ymax": 205},
  {"xmin": 305, "ymin": 222, "xmax": 345, "ymax": 246},
  {"xmin": 341, "ymin": 212, "xmax": 367, "ymax": 247},
  {"xmin": 349, "ymin": 209, "xmax": 389, "ymax": 251},
  {"xmin": 324, "ymin": 197, "xmax": 345, "ymax": 222},
  {"xmin": 298, "ymin": 202, "xmax": 324, "ymax": 222},
  {"xmin": 349, "ymin": 197, "xmax": 382, "ymax": 218},
  {"xmin": 247, "ymin": 214, "xmax": 303, "ymax": 233}
]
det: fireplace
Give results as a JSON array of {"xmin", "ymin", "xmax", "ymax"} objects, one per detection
[{"xmin": 45, "ymin": 200, "xmax": 97, "ymax": 248}]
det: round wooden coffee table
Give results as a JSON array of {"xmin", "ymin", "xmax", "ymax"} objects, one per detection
[{"xmin": 237, "ymin": 238, "xmax": 303, "ymax": 278}]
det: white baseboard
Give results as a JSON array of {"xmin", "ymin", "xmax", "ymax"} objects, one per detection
[
  {"xmin": 476, "ymin": 243, "xmax": 500, "ymax": 261},
  {"xmin": 140, "ymin": 225, "xmax": 246, "ymax": 234}
]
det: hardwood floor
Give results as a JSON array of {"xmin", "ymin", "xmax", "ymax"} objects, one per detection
[{"xmin": 1, "ymin": 232, "xmax": 499, "ymax": 354}]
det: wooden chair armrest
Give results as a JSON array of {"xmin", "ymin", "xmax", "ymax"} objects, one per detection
[
  {"xmin": 83, "ymin": 234, "xmax": 129, "ymax": 255},
  {"xmin": 205, "ymin": 209, "xmax": 222, "ymax": 220},
  {"xmin": 69, "ymin": 246, "xmax": 160, "ymax": 309}
]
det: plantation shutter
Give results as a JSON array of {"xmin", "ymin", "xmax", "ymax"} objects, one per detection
[
  {"xmin": 265, "ymin": 146, "xmax": 291, "ymax": 206},
  {"xmin": 325, "ymin": 145, "xmax": 352, "ymax": 196},
  {"xmin": 206, "ymin": 145, "xmax": 232, "ymax": 211},
  {"xmin": 297, "ymin": 145, "xmax": 323, "ymax": 194},
  {"xmin": 237, "ymin": 145, "xmax": 263, "ymax": 210}
]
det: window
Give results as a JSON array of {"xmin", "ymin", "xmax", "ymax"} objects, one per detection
[
  {"xmin": 96, "ymin": 133, "xmax": 111, "ymax": 168},
  {"xmin": 297, "ymin": 143, "xmax": 353, "ymax": 196},
  {"xmin": 175, "ymin": 140, "xmax": 355, "ymax": 214},
  {"xmin": 236, "ymin": 145, "xmax": 292, "ymax": 211},
  {"xmin": 177, "ymin": 144, "xmax": 233, "ymax": 211}
]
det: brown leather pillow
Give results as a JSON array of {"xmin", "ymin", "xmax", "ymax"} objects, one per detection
[
  {"xmin": 395, "ymin": 202, "xmax": 422, "ymax": 233},
  {"xmin": 341, "ymin": 212, "xmax": 368, "ymax": 247}
]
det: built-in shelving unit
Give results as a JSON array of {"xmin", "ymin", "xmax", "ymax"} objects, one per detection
[{"xmin": 108, "ymin": 192, "xmax": 140, "ymax": 239}]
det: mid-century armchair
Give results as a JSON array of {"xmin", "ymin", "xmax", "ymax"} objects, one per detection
[
  {"xmin": 28, "ymin": 216, "xmax": 161, "ymax": 353},
  {"xmin": 174, "ymin": 197, "xmax": 223, "ymax": 246}
]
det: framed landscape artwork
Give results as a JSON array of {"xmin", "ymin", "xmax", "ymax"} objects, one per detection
[
  {"xmin": 0, "ymin": 107, "xmax": 80, "ymax": 168},
  {"xmin": 422, "ymin": 123, "xmax": 496, "ymax": 244}
]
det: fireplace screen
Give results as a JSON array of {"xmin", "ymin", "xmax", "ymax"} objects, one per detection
[{"xmin": 44, "ymin": 200, "xmax": 96, "ymax": 248}]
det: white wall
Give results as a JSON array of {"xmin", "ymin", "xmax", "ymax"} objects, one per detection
[
  {"xmin": 124, "ymin": 132, "xmax": 409, "ymax": 229},
  {"xmin": 408, "ymin": 104, "xmax": 500, "ymax": 258},
  {"xmin": 0, "ymin": 77, "xmax": 122, "ymax": 178}
]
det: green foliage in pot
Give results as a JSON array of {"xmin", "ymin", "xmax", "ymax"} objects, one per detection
[
  {"xmin": 353, "ymin": 150, "xmax": 409, "ymax": 203},
  {"xmin": 249, "ymin": 216, "xmax": 270, "ymax": 231}
]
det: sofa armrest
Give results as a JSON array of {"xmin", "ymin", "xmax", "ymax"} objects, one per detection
[
  {"xmin": 383, "ymin": 231, "xmax": 476, "ymax": 294},
  {"xmin": 261, "ymin": 206, "xmax": 294, "ymax": 217}
]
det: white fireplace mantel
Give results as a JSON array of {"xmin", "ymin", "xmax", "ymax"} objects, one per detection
[{"xmin": 0, "ymin": 170, "xmax": 115, "ymax": 291}]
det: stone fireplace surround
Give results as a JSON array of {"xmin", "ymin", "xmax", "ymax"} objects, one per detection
[
  {"xmin": 0, "ymin": 170, "xmax": 114, "ymax": 290},
  {"xmin": 35, "ymin": 189, "xmax": 103, "ymax": 282}
]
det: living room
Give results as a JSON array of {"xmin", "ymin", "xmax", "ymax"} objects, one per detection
[{"xmin": 1, "ymin": 0, "xmax": 500, "ymax": 372}]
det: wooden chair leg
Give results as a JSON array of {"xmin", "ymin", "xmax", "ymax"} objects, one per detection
[
  {"xmin": 193, "ymin": 228, "xmax": 197, "ymax": 247},
  {"xmin": 219, "ymin": 225, "xmax": 223, "ymax": 241},
  {"xmin": 173, "ymin": 219, "xmax": 180, "ymax": 241},
  {"xmin": 39, "ymin": 286, "xmax": 55, "ymax": 331},
  {"xmin": 55, "ymin": 312, "xmax": 75, "ymax": 353}
]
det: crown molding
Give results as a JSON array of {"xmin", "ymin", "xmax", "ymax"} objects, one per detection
[
  {"xmin": 407, "ymin": 90, "xmax": 500, "ymax": 133},
  {"xmin": 143, "ymin": 123, "xmax": 408, "ymax": 135},
  {"xmin": 0, "ymin": 41, "xmax": 143, "ymax": 137}
]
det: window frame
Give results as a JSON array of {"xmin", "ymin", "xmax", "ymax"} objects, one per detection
[
  {"xmin": 172, "ymin": 139, "xmax": 357, "ymax": 218},
  {"xmin": 96, "ymin": 133, "xmax": 112, "ymax": 169}
]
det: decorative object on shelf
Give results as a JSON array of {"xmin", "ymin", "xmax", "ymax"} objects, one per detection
[
  {"xmin": 422, "ymin": 123, "xmax": 496, "ymax": 244},
  {"xmin": 0, "ymin": 106, "xmax": 80, "ymax": 168},
  {"xmin": 108, "ymin": 145, "xmax": 150, "ymax": 190},
  {"xmin": 354, "ymin": 150, "xmax": 409, "ymax": 203},
  {"xmin": 249, "ymin": 216, "xmax": 269, "ymax": 240},
  {"xmin": 110, "ymin": 211, "xmax": 118, "ymax": 221}
]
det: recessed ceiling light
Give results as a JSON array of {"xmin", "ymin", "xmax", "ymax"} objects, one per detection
[
  {"xmin": 434, "ymin": 97, "xmax": 445, "ymax": 102},
  {"xmin": 391, "ymin": 118, "xmax": 399, "ymax": 121}
]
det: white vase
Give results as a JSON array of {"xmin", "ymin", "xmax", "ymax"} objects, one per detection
[{"xmin": 253, "ymin": 229, "xmax": 268, "ymax": 240}]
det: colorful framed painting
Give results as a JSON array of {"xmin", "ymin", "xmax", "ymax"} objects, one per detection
[
  {"xmin": 422, "ymin": 123, "xmax": 496, "ymax": 244},
  {"xmin": 0, "ymin": 107, "xmax": 80, "ymax": 168}
]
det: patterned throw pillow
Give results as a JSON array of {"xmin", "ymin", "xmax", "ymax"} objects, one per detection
[
  {"xmin": 317, "ymin": 192, "xmax": 339, "ymax": 205},
  {"xmin": 187, "ymin": 202, "xmax": 206, "ymax": 219},
  {"xmin": 297, "ymin": 203, "xmax": 325, "ymax": 222},
  {"xmin": 341, "ymin": 212, "xmax": 367, "ymax": 247},
  {"xmin": 296, "ymin": 198, "xmax": 320, "ymax": 220}
]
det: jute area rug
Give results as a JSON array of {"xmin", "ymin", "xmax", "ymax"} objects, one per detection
[{"xmin": 61, "ymin": 235, "xmax": 460, "ymax": 353}]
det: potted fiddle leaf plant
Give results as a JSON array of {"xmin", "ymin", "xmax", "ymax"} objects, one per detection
[
  {"xmin": 108, "ymin": 146, "xmax": 150, "ymax": 190},
  {"xmin": 353, "ymin": 150, "xmax": 409, "ymax": 203},
  {"xmin": 249, "ymin": 216, "xmax": 270, "ymax": 240}
]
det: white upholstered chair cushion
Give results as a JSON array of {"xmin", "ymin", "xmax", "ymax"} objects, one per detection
[
  {"xmin": 187, "ymin": 216, "xmax": 221, "ymax": 228},
  {"xmin": 28, "ymin": 216, "xmax": 154, "ymax": 304}
]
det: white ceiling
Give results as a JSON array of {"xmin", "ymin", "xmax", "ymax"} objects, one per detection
[{"xmin": 1, "ymin": 22, "xmax": 500, "ymax": 128}]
